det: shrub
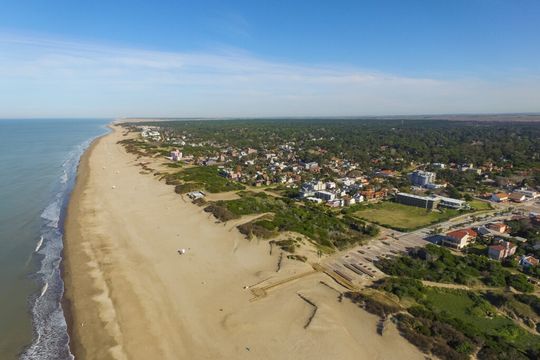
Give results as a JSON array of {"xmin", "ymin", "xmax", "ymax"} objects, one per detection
[{"xmin": 204, "ymin": 204, "xmax": 237, "ymax": 222}]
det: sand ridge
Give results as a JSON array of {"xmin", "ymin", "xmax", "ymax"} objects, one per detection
[{"xmin": 62, "ymin": 125, "xmax": 425, "ymax": 360}]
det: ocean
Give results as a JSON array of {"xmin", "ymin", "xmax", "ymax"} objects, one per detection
[{"xmin": 0, "ymin": 119, "xmax": 109, "ymax": 360}]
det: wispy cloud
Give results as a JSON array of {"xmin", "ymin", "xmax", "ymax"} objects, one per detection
[{"xmin": 0, "ymin": 33, "xmax": 538, "ymax": 117}]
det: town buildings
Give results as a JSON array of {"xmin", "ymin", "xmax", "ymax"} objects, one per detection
[{"xmin": 408, "ymin": 170, "xmax": 436, "ymax": 187}]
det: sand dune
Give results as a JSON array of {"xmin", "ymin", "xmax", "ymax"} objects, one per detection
[{"xmin": 63, "ymin": 125, "xmax": 425, "ymax": 360}]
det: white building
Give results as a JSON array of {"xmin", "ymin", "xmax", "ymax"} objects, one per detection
[
  {"xmin": 315, "ymin": 191, "xmax": 335, "ymax": 201},
  {"xmin": 437, "ymin": 196, "xmax": 468, "ymax": 210}
]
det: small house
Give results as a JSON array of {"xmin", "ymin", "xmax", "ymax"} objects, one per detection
[
  {"xmin": 491, "ymin": 193, "xmax": 509, "ymax": 202},
  {"xmin": 509, "ymin": 192, "xmax": 526, "ymax": 203},
  {"xmin": 519, "ymin": 255, "xmax": 539, "ymax": 268},
  {"xmin": 444, "ymin": 228, "xmax": 478, "ymax": 249},
  {"xmin": 486, "ymin": 222, "xmax": 508, "ymax": 233},
  {"xmin": 488, "ymin": 241, "xmax": 517, "ymax": 260}
]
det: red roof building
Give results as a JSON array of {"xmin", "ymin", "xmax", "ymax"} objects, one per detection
[
  {"xmin": 488, "ymin": 241, "xmax": 517, "ymax": 260},
  {"xmin": 486, "ymin": 222, "xmax": 508, "ymax": 233},
  {"xmin": 444, "ymin": 228, "xmax": 478, "ymax": 249}
]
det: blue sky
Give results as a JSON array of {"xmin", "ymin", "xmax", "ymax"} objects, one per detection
[{"xmin": 1, "ymin": 0, "xmax": 539, "ymax": 117}]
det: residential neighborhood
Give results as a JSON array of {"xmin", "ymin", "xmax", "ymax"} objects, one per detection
[{"xmin": 120, "ymin": 118, "xmax": 540, "ymax": 360}]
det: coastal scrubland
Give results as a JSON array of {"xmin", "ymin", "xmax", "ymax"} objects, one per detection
[
  {"xmin": 204, "ymin": 191, "xmax": 378, "ymax": 251},
  {"xmin": 348, "ymin": 276, "xmax": 540, "ymax": 360},
  {"xmin": 344, "ymin": 244, "xmax": 540, "ymax": 360},
  {"xmin": 376, "ymin": 244, "xmax": 534, "ymax": 292},
  {"xmin": 165, "ymin": 166, "xmax": 245, "ymax": 193}
]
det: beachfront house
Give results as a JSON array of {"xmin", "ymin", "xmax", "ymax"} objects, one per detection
[{"xmin": 170, "ymin": 149, "xmax": 182, "ymax": 161}]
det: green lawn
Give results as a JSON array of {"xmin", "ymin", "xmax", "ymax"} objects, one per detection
[
  {"xmin": 468, "ymin": 199, "xmax": 493, "ymax": 211},
  {"xmin": 353, "ymin": 202, "xmax": 460, "ymax": 231}
]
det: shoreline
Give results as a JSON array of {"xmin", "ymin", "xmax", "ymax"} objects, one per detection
[
  {"xmin": 62, "ymin": 124, "xmax": 425, "ymax": 360},
  {"xmin": 62, "ymin": 133, "xmax": 104, "ymax": 359}
]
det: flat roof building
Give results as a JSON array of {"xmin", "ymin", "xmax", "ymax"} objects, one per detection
[
  {"xmin": 437, "ymin": 196, "xmax": 468, "ymax": 210},
  {"xmin": 396, "ymin": 192, "xmax": 439, "ymax": 210}
]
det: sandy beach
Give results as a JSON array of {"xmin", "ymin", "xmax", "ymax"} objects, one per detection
[{"xmin": 62, "ymin": 125, "xmax": 425, "ymax": 360}]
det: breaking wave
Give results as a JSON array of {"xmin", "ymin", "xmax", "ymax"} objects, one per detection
[{"xmin": 20, "ymin": 133, "xmax": 105, "ymax": 360}]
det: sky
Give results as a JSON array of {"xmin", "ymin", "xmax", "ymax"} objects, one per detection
[{"xmin": 0, "ymin": 0, "xmax": 539, "ymax": 118}]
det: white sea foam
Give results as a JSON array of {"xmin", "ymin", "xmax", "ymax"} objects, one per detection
[
  {"xmin": 22, "ymin": 129, "xmax": 108, "ymax": 360},
  {"xmin": 60, "ymin": 170, "xmax": 68, "ymax": 184},
  {"xmin": 39, "ymin": 282, "xmax": 48, "ymax": 298},
  {"xmin": 40, "ymin": 200, "xmax": 61, "ymax": 228},
  {"xmin": 35, "ymin": 236, "xmax": 44, "ymax": 253}
]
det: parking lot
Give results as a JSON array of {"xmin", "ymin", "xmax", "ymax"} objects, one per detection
[
  {"xmin": 324, "ymin": 229, "xmax": 430, "ymax": 284},
  {"xmin": 323, "ymin": 200, "xmax": 540, "ymax": 286}
]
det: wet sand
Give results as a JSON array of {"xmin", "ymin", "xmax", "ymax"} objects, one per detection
[{"xmin": 62, "ymin": 124, "xmax": 425, "ymax": 360}]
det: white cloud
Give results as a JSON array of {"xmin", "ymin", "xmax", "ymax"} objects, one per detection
[{"xmin": 0, "ymin": 33, "xmax": 538, "ymax": 117}]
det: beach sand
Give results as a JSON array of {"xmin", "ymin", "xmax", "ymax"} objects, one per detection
[{"xmin": 63, "ymin": 125, "xmax": 425, "ymax": 360}]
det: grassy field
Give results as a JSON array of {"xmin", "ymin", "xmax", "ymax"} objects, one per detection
[
  {"xmin": 353, "ymin": 202, "xmax": 460, "ymax": 231},
  {"xmin": 468, "ymin": 199, "xmax": 493, "ymax": 211}
]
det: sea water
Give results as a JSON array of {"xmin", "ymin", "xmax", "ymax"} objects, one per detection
[{"xmin": 0, "ymin": 119, "xmax": 109, "ymax": 359}]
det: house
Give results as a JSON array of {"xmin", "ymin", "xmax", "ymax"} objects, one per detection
[
  {"xmin": 491, "ymin": 193, "xmax": 509, "ymax": 202},
  {"xmin": 352, "ymin": 194, "xmax": 364, "ymax": 203},
  {"xmin": 170, "ymin": 149, "xmax": 182, "ymax": 161},
  {"xmin": 488, "ymin": 241, "xmax": 517, "ymax": 260},
  {"xmin": 486, "ymin": 222, "xmax": 508, "ymax": 233},
  {"xmin": 515, "ymin": 188, "xmax": 539, "ymax": 199},
  {"xmin": 325, "ymin": 181, "xmax": 337, "ymax": 189},
  {"xmin": 444, "ymin": 228, "xmax": 478, "ymax": 249},
  {"xmin": 509, "ymin": 192, "xmax": 526, "ymax": 203},
  {"xmin": 474, "ymin": 226, "xmax": 494, "ymax": 238},
  {"xmin": 519, "ymin": 255, "xmax": 539, "ymax": 268}
]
